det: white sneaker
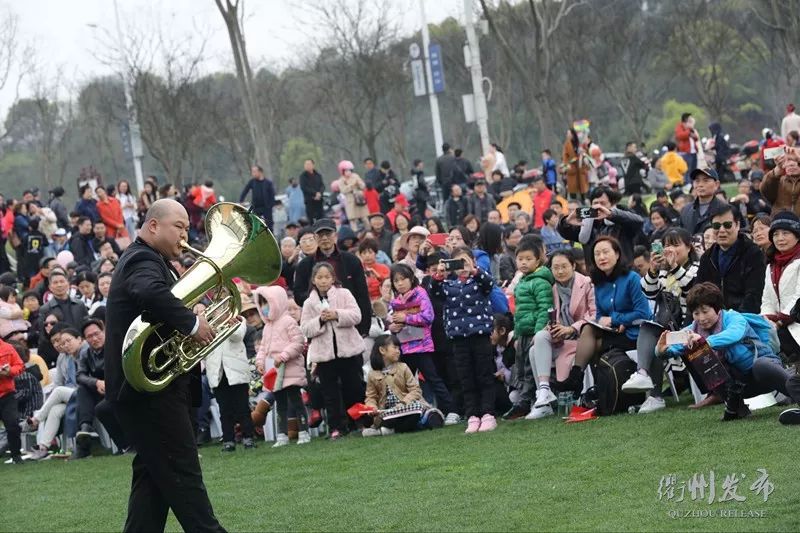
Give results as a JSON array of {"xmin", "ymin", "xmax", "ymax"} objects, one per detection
[
  {"xmin": 525, "ymin": 404, "xmax": 554, "ymax": 420},
  {"xmin": 297, "ymin": 431, "xmax": 311, "ymax": 445},
  {"xmin": 638, "ymin": 396, "xmax": 666, "ymax": 414},
  {"xmin": 380, "ymin": 427, "xmax": 395, "ymax": 436},
  {"xmin": 533, "ymin": 388, "xmax": 557, "ymax": 408},
  {"xmin": 361, "ymin": 428, "xmax": 382, "ymax": 437},
  {"xmin": 272, "ymin": 433, "xmax": 290, "ymax": 448},
  {"xmin": 621, "ymin": 371, "xmax": 654, "ymax": 392},
  {"xmin": 444, "ymin": 412, "xmax": 461, "ymax": 426}
]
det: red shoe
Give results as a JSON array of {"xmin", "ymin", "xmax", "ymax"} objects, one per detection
[{"xmin": 309, "ymin": 409, "xmax": 323, "ymax": 428}]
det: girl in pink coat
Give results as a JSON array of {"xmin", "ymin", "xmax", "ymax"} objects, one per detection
[
  {"xmin": 300, "ymin": 262, "xmax": 365, "ymax": 440},
  {"xmin": 253, "ymin": 285, "xmax": 310, "ymax": 447}
]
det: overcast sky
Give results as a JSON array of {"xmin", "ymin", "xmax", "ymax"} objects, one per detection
[{"xmin": 1, "ymin": 0, "xmax": 464, "ymax": 113}]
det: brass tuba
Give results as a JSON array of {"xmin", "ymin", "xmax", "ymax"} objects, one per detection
[{"xmin": 122, "ymin": 202, "xmax": 281, "ymax": 393}]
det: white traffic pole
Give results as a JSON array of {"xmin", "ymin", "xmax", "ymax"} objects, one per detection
[
  {"xmin": 420, "ymin": 0, "xmax": 444, "ymax": 157},
  {"xmin": 463, "ymin": 0, "xmax": 490, "ymax": 154}
]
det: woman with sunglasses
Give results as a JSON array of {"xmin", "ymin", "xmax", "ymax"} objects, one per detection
[{"xmin": 37, "ymin": 310, "xmax": 63, "ymax": 368}]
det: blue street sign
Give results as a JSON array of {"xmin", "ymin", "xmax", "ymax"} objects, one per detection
[{"xmin": 429, "ymin": 43, "xmax": 445, "ymax": 93}]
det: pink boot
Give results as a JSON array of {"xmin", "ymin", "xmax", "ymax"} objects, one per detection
[
  {"xmin": 478, "ymin": 414, "xmax": 497, "ymax": 432},
  {"xmin": 464, "ymin": 416, "xmax": 481, "ymax": 434}
]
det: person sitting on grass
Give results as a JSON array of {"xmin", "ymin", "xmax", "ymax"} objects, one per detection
[
  {"xmin": 558, "ymin": 236, "xmax": 652, "ymax": 398},
  {"xmin": 621, "ymin": 228, "xmax": 699, "ymax": 414},
  {"xmin": 362, "ymin": 334, "xmax": 444, "ymax": 436},
  {"xmin": 503, "ymin": 236, "xmax": 554, "ymax": 421},
  {"xmin": 253, "ymin": 286, "xmax": 310, "ymax": 448},
  {"xmin": 429, "ymin": 247, "xmax": 498, "ymax": 434},
  {"xmin": 22, "ymin": 325, "xmax": 81, "ymax": 460},
  {"xmin": 528, "ymin": 250, "xmax": 596, "ymax": 420},
  {"xmin": 658, "ymin": 283, "xmax": 795, "ymax": 422},
  {"xmin": 489, "ymin": 313, "xmax": 517, "ymax": 415}
]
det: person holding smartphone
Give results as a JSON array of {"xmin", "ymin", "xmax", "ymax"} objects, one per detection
[{"xmin": 622, "ymin": 228, "xmax": 699, "ymax": 413}]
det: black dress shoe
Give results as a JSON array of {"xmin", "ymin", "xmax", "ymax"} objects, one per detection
[
  {"xmin": 779, "ymin": 407, "xmax": 800, "ymax": 425},
  {"xmin": 196, "ymin": 428, "xmax": 211, "ymax": 446},
  {"xmin": 556, "ymin": 366, "xmax": 585, "ymax": 399}
]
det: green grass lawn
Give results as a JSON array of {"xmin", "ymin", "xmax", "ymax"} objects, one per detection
[{"xmin": 2, "ymin": 400, "xmax": 797, "ymax": 532}]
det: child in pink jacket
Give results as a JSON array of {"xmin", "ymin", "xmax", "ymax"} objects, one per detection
[
  {"xmin": 300, "ymin": 262, "xmax": 365, "ymax": 440},
  {"xmin": 254, "ymin": 285, "xmax": 310, "ymax": 447}
]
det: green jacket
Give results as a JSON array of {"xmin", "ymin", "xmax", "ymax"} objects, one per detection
[{"xmin": 514, "ymin": 266, "xmax": 555, "ymax": 336}]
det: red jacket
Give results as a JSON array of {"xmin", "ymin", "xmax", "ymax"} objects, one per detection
[
  {"xmin": 532, "ymin": 188, "xmax": 554, "ymax": 229},
  {"xmin": 674, "ymin": 122, "xmax": 694, "ymax": 153},
  {"xmin": 97, "ymin": 197, "xmax": 128, "ymax": 238},
  {"xmin": 0, "ymin": 339, "xmax": 24, "ymax": 398},
  {"xmin": 364, "ymin": 189, "xmax": 381, "ymax": 215}
]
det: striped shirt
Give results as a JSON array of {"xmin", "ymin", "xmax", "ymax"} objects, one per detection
[{"xmin": 642, "ymin": 261, "xmax": 700, "ymax": 322}]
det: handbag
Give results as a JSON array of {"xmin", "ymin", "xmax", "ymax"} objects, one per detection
[
  {"xmin": 354, "ymin": 190, "xmax": 367, "ymax": 207},
  {"xmin": 396, "ymin": 325, "xmax": 425, "ymax": 343}
]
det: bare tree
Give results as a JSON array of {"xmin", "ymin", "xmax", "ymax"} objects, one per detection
[
  {"xmin": 214, "ymin": 0, "xmax": 272, "ymax": 176},
  {"xmin": 750, "ymin": 0, "xmax": 800, "ymax": 110},
  {"xmin": 0, "ymin": 6, "xmax": 33, "ymax": 142},
  {"xmin": 583, "ymin": 0, "xmax": 671, "ymax": 143},
  {"xmin": 479, "ymin": 0, "xmax": 587, "ymax": 150},
  {"xmin": 304, "ymin": 0, "xmax": 407, "ymax": 163}
]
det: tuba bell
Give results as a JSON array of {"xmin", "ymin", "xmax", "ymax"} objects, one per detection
[{"xmin": 122, "ymin": 202, "xmax": 281, "ymax": 393}]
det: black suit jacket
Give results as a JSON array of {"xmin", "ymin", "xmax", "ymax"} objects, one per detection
[{"xmin": 104, "ymin": 238, "xmax": 197, "ymax": 403}]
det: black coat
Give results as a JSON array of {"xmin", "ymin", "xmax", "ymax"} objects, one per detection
[
  {"xmin": 104, "ymin": 238, "xmax": 197, "ymax": 403},
  {"xmin": 77, "ymin": 344, "xmax": 105, "ymax": 389},
  {"xmin": 69, "ymin": 233, "xmax": 95, "ymax": 266},
  {"xmin": 696, "ymin": 234, "xmax": 766, "ymax": 313},
  {"xmin": 557, "ymin": 207, "xmax": 644, "ymax": 262},
  {"xmin": 679, "ymin": 196, "xmax": 728, "ymax": 235},
  {"xmin": 293, "ymin": 247, "xmax": 371, "ymax": 336},
  {"xmin": 39, "ymin": 296, "xmax": 87, "ymax": 331},
  {"xmin": 299, "ymin": 171, "xmax": 325, "ymax": 204}
]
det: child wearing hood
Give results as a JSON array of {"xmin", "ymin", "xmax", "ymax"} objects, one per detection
[{"xmin": 254, "ymin": 285, "xmax": 310, "ymax": 447}]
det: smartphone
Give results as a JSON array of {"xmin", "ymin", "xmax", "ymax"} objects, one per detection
[
  {"xmin": 576, "ymin": 207, "xmax": 598, "ymax": 219},
  {"xmin": 763, "ymin": 146, "xmax": 785, "ymax": 160},
  {"xmin": 666, "ymin": 330, "xmax": 690, "ymax": 346},
  {"xmin": 442, "ymin": 258, "xmax": 465, "ymax": 271},
  {"xmin": 427, "ymin": 233, "xmax": 448, "ymax": 247},
  {"xmin": 651, "ymin": 240, "xmax": 663, "ymax": 254},
  {"xmin": 547, "ymin": 307, "xmax": 557, "ymax": 326}
]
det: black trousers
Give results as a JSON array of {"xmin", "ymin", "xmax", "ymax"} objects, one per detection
[
  {"xmin": 274, "ymin": 385, "xmax": 308, "ymax": 434},
  {"xmin": 316, "ymin": 356, "xmax": 364, "ymax": 432},
  {"xmin": 76, "ymin": 384, "xmax": 129, "ymax": 450},
  {"xmin": 113, "ymin": 382, "xmax": 226, "ymax": 533},
  {"xmin": 432, "ymin": 346, "xmax": 462, "ymax": 415},
  {"xmin": 306, "ymin": 200, "xmax": 324, "ymax": 223},
  {"xmin": 452, "ymin": 335, "xmax": 496, "ymax": 418},
  {"xmin": 213, "ymin": 373, "xmax": 253, "ymax": 443},
  {"xmin": 402, "ymin": 352, "xmax": 453, "ymax": 413},
  {"xmin": 0, "ymin": 392, "xmax": 20, "ymax": 458}
]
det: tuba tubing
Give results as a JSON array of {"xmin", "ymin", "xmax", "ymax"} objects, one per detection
[{"xmin": 122, "ymin": 202, "xmax": 280, "ymax": 393}]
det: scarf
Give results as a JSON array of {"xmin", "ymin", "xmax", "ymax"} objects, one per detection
[
  {"xmin": 770, "ymin": 242, "xmax": 800, "ymax": 299},
  {"xmin": 555, "ymin": 278, "xmax": 574, "ymax": 326}
]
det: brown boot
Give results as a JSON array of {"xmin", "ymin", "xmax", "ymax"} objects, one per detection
[
  {"xmin": 287, "ymin": 418, "xmax": 299, "ymax": 440},
  {"xmin": 251, "ymin": 399, "xmax": 271, "ymax": 427},
  {"xmin": 688, "ymin": 392, "xmax": 722, "ymax": 409}
]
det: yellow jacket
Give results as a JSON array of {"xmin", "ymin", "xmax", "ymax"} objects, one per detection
[{"xmin": 657, "ymin": 151, "xmax": 688, "ymax": 185}]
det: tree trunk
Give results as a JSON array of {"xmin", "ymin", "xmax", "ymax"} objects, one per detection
[{"xmin": 214, "ymin": 0, "xmax": 273, "ymax": 184}]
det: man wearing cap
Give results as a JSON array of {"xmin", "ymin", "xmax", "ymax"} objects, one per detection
[
  {"xmin": 467, "ymin": 179, "xmax": 497, "ymax": 224},
  {"xmin": 368, "ymin": 213, "xmax": 393, "ymax": 257},
  {"xmin": 696, "ymin": 204, "xmax": 765, "ymax": 313},
  {"xmin": 679, "ymin": 167, "xmax": 727, "ymax": 235},
  {"xmin": 293, "ymin": 218, "xmax": 371, "ymax": 336}
]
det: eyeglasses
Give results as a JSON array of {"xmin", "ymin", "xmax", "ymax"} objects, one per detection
[
  {"xmin": 44, "ymin": 321, "xmax": 57, "ymax": 326},
  {"xmin": 711, "ymin": 221, "xmax": 735, "ymax": 230}
]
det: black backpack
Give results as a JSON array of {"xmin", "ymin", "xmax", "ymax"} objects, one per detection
[
  {"xmin": 653, "ymin": 290, "xmax": 683, "ymax": 331},
  {"xmin": 585, "ymin": 348, "xmax": 645, "ymax": 416}
]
